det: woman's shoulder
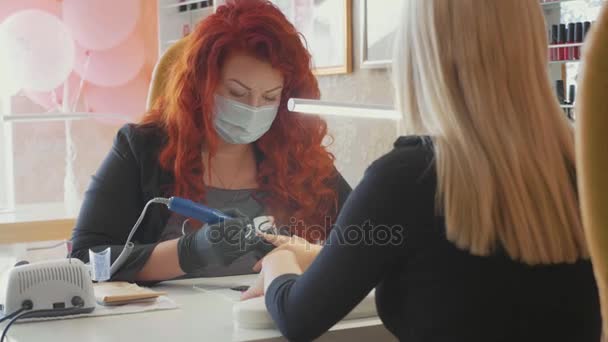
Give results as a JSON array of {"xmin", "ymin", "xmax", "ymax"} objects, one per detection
[
  {"xmin": 111, "ymin": 123, "xmax": 168, "ymax": 178},
  {"xmin": 116, "ymin": 123, "xmax": 166, "ymax": 146},
  {"xmin": 365, "ymin": 135, "xmax": 435, "ymax": 186},
  {"xmin": 114, "ymin": 123, "xmax": 167, "ymax": 156},
  {"xmin": 393, "ymin": 135, "xmax": 430, "ymax": 149}
]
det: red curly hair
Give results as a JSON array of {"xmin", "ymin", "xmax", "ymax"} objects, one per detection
[{"xmin": 141, "ymin": 0, "xmax": 339, "ymax": 240}]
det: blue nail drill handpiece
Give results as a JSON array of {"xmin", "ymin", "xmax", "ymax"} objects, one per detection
[{"xmin": 166, "ymin": 197, "xmax": 231, "ymax": 224}]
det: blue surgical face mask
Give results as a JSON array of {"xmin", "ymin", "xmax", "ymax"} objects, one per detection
[{"xmin": 213, "ymin": 94, "xmax": 279, "ymax": 144}]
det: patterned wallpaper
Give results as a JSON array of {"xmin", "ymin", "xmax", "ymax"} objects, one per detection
[
  {"xmin": 325, "ymin": 116, "xmax": 399, "ymax": 187},
  {"xmin": 317, "ymin": 0, "xmax": 398, "ymax": 187},
  {"xmin": 561, "ymin": 0, "xmax": 604, "ymax": 22}
]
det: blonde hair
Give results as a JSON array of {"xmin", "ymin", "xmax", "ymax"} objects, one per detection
[{"xmin": 392, "ymin": 0, "xmax": 588, "ymax": 264}]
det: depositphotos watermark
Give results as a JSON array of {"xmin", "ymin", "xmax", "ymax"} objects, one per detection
[{"xmin": 206, "ymin": 216, "xmax": 406, "ymax": 249}]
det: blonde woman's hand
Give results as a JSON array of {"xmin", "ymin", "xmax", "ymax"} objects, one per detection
[
  {"xmin": 252, "ymin": 233, "xmax": 322, "ymax": 272},
  {"xmin": 241, "ymin": 249, "xmax": 301, "ymax": 301},
  {"xmin": 240, "ymin": 269, "xmax": 265, "ymax": 301}
]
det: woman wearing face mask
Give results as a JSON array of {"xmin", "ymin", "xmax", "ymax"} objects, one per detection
[
  {"xmin": 70, "ymin": 0, "xmax": 351, "ymax": 282},
  {"xmin": 245, "ymin": 0, "xmax": 600, "ymax": 341}
]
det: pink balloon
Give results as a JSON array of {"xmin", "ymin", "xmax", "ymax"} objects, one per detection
[
  {"xmin": 24, "ymin": 72, "xmax": 82, "ymax": 110},
  {"xmin": 73, "ymin": 30, "xmax": 145, "ymax": 87},
  {"xmin": 85, "ymin": 70, "xmax": 150, "ymax": 125},
  {"xmin": 62, "ymin": 0, "xmax": 140, "ymax": 51},
  {"xmin": 0, "ymin": 0, "xmax": 60, "ymax": 22}
]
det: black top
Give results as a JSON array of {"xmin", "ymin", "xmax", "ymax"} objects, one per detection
[
  {"xmin": 265, "ymin": 136, "xmax": 600, "ymax": 342},
  {"xmin": 70, "ymin": 124, "xmax": 351, "ymax": 281}
]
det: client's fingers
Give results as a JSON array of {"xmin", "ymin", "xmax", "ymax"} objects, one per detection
[
  {"xmin": 240, "ymin": 287, "xmax": 263, "ymax": 301},
  {"xmin": 252, "ymin": 245, "xmax": 285, "ymax": 272},
  {"xmin": 241, "ymin": 274, "xmax": 265, "ymax": 301},
  {"xmin": 252, "ymin": 259, "xmax": 263, "ymax": 272},
  {"xmin": 241, "ymin": 289, "xmax": 263, "ymax": 300},
  {"xmin": 258, "ymin": 233, "xmax": 292, "ymax": 246}
]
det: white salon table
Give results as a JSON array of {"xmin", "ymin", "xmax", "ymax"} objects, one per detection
[{"xmin": 4, "ymin": 274, "xmax": 395, "ymax": 342}]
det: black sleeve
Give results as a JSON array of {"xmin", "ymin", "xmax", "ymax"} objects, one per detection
[
  {"xmin": 70, "ymin": 125, "xmax": 158, "ymax": 282},
  {"xmin": 265, "ymin": 150, "xmax": 422, "ymax": 341}
]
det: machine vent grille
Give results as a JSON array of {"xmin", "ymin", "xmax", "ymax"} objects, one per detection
[{"xmin": 17, "ymin": 263, "xmax": 87, "ymax": 295}]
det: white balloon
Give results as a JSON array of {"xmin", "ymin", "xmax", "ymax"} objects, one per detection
[
  {"xmin": 0, "ymin": 27, "xmax": 26, "ymax": 96},
  {"xmin": 1, "ymin": 10, "xmax": 75, "ymax": 92}
]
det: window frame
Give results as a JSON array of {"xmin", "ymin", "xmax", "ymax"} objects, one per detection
[{"xmin": 0, "ymin": 95, "xmax": 15, "ymax": 213}]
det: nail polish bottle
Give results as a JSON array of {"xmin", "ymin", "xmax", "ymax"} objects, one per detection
[
  {"xmin": 583, "ymin": 21, "xmax": 591, "ymax": 41},
  {"xmin": 551, "ymin": 25, "xmax": 559, "ymax": 61},
  {"xmin": 574, "ymin": 22, "xmax": 583, "ymax": 60},
  {"xmin": 558, "ymin": 24, "xmax": 567, "ymax": 61},
  {"xmin": 568, "ymin": 84, "xmax": 576, "ymax": 120},
  {"xmin": 569, "ymin": 84, "xmax": 576, "ymax": 105},
  {"xmin": 556, "ymin": 80, "xmax": 565, "ymax": 104},
  {"xmin": 567, "ymin": 23, "xmax": 575, "ymax": 60}
]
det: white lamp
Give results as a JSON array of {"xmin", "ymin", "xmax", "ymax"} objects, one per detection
[{"xmin": 287, "ymin": 98, "xmax": 401, "ymax": 120}]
